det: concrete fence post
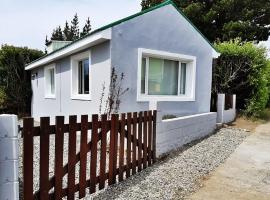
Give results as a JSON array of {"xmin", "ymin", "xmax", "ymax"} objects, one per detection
[
  {"xmin": 217, "ymin": 94, "xmax": 225, "ymax": 123},
  {"xmin": 0, "ymin": 114, "xmax": 19, "ymax": 200},
  {"xmin": 233, "ymin": 94, "xmax": 236, "ymax": 109}
]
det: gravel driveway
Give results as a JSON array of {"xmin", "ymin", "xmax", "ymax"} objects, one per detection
[
  {"xmin": 90, "ymin": 127, "xmax": 249, "ymax": 200},
  {"xmin": 19, "ymin": 127, "xmax": 249, "ymax": 199}
]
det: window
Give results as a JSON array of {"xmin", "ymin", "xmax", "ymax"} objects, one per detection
[
  {"xmin": 71, "ymin": 51, "xmax": 91, "ymax": 100},
  {"xmin": 78, "ymin": 59, "xmax": 89, "ymax": 94},
  {"xmin": 44, "ymin": 64, "xmax": 56, "ymax": 98},
  {"xmin": 138, "ymin": 49, "xmax": 196, "ymax": 101}
]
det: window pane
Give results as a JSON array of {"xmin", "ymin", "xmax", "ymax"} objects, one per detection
[
  {"xmin": 83, "ymin": 59, "xmax": 89, "ymax": 94},
  {"xmin": 78, "ymin": 61, "xmax": 83, "ymax": 94},
  {"xmin": 148, "ymin": 58, "xmax": 178, "ymax": 95},
  {"xmin": 141, "ymin": 57, "xmax": 146, "ymax": 94},
  {"xmin": 180, "ymin": 63, "xmax": 187, "ymax": 94},
  {"xmin": 50, "ymin": 68, "xmax": 55, "ymax": 94}
]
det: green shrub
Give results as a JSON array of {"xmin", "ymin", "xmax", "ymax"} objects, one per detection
[{"xmin": 213, "ymin": 39, "xmax": 270, "ymax": 118}]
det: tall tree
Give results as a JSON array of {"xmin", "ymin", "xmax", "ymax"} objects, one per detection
[
  {"xmin": 51, "ymin": 26, "xmax": 64, "ymax": 41},
  {"xmin": 70, "ymin": 13, "xmax": 80, "ymax": 41},
  {"xmin": 63, "ymin": 21, "xmax": 72, "ymax": 41},
  {"xmin": 80, "ymin": 17, "xmax": 92, "ymax": 37},
  {"xmin": 141, "ymin": 0, "xmax": 270, "ymax": 42},
  {"xmin": 0, "ymin": 45, "xmax": 43, "ymax": 115}
]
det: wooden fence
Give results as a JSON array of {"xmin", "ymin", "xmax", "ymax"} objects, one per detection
[{"xmin": 22, "ymin": 110, "xmax": 156, "ymax": 200}]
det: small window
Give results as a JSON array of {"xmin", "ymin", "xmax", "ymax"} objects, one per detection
[
  {"xmin": 78, "ymin": 59, "xmax": 89, "ymax": 94},
  {"xmin": 44, "ymin": 65, "xmax": 56, "ymax": 98},
  {"xmin": 71, "ymin": 51, "xmax": 91, "ymax": 100}
]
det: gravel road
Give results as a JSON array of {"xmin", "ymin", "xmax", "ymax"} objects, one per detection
[{"xmin": 18, "ymin": 127, "xmax": 249, "ymax": 199}]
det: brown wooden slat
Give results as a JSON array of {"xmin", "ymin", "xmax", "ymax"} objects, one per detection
[
  {"xmin": 132, "ymin": 112, "xmax": 137, "ymax": 175},
  {"xmin": 143, "ymin": 111, "xmax": 148, "ymax": 169},
  {"xmin": 108, "ymin": 114, "xmax": 116, "ymax": 185},
  {"xmin": 126, "ymin": 112, "xmax": 132, "ymax": 178},
  {"xmin": 99, "ymin": 114, "xmax": 107, "ymax": 190},
  {"xmin": 79, "ymin": 115, "xmax": 88, "ymax": 198},
  {"xmin": 54, "ymin": 116, "xmax": 64, "ymax": 199},
  {"xmin": 40, "ymin": 117, "xmax": 50, "ymax": 200},
  {"xmin": 90, "ymin": 114, "xmax": 98, "ymax": 193},
  {"xmin": 68, "ymin": 116, "xmax": 77, "ymax": 200},
  {"xmin": 113, "ymin": 114, "xmax": 119, "ymax": 183},
  {"xmin": 137, "ymin": 112, "xmax": 143, "ymax": 171},
  {"xmin": 148, "ymin": 111, "xmax": 153, "ymax": 166},
  {"xmin": 152, "ymin": 110, "xmax": 157, "ymax": 162},
  {"xmin": 23, "ymin": 118, "xmax": 34, "ymax": 200},
  {"xmin": 118, "ymin": 113, "xmax": 125, "ymax": 181}
]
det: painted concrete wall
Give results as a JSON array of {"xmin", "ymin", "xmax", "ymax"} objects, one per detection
[
  {"xmin": 156, "ymin": 108, "xmax": 217, "ymax": 156},
  {"xmin": 111, "ymin": 4, "xmax": 214, "ymax": 116},
  {"xmin": 31, "ymin": 41, "xmax": 111, "ymax": 122},
  {"xmin": 217, "ymin": 94, "xmax": 236, "ymax": 124}
]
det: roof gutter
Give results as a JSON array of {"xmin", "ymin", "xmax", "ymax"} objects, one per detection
[{"xmin": 25, "ymin": 28, "xmax": 112, "ymax": 70}]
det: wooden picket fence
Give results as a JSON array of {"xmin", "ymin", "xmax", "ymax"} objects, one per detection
[{"xmin": 22, "ymin": 110, "xmax": 156, "ymax": 200}]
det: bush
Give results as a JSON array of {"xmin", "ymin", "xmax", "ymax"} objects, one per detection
[
  {"xmin": 213, "ymin": 39, "xmax": 270, "ymax": 117},
  {"xmin": 0, "ymin": 45, "xmax": 43, "ymax": 115}
]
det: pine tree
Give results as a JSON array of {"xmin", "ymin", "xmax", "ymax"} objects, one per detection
[
  {"xmin": 45, "ymin": 35, "xmax": 49, "ymax": 46},
  {"xmin": 70, "ymin": 13, "xmax": 80, "ymax": 41},
  {"xmin": 80, "ymin": 17, "xmax": 91, "ymax": 37},
  {"xmin": 63, "ymin": 21, "xmax": 72, "ymax": 41},
  {"xmin": 51, "ymin": 26, "xmax": 64, "ymax": 41}
]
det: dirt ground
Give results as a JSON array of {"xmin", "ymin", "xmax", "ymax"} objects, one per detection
[{"xmin": 228, "ymin": 117, "xmax": 261, "ymax": 132}]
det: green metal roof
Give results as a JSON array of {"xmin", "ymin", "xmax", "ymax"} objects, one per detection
[{"xmin": 27, "ymin": 0, "xmax": 217, "ymax": 67}]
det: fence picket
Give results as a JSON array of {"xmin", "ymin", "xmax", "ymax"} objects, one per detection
[
  {"xmin": 153, "ymin": 110, "xmax": 157, "ymax": 162},
  {"xmin": 137, "ymin": 112, "xmax": 143, "ymax": 171},
  {"xmin": 148, "ymin": 111, "xmax": 152, "ymax": 166},
  {"xmin": 99, "ymin": 114, "xmax": 107, "ymax": 189},
  {"xmin": 90, "ymin": 115, "xmax": 98, "ymax": 193},
  {"xmin": 55, "ymin": 116, "xmax": 64, "ymax": 199},
  {"xmin": 68, "ymin": 116, "xmax": 77, "ymax": 200},
  {"xmin": 79, "ymin": 115, "xmax": 88, "ymax": 198},
  {"xmin": 23, "ymin": 118, "xmax": 34, "ymax": 200},
  {"xmin": 132, "ymin": 112, "xmax": 137, "ymax": 175},
  {"xmin": 40, "ymin": 117, "xmax": 50, "ymax": 200},
  {"xmin": 126, "ymin": 113, "xmax": 132, "ymax": 178},
  {"xmin": 143, "ymin": 111, "xmax": 148, "ymax": 169},
  {"xmin": 119, "ymin": 113, "xmax": 125, "ymax": 181},
  {"xmin": 113, "ymin": 114, "xmax": 119, "ymax": 183}
]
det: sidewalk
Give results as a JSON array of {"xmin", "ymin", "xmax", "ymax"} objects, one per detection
[{"xmin": 188, "ymin": 122, "xmax": 270, "ymax": 200}]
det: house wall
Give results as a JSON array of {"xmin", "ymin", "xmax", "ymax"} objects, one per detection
[
  {"xmin": 111, "ymin": 4, "xmax": 214, "ymax": 116},
  {"xmin": 31, "ymin": 41, "xmax": 111, "ymax": 122}
]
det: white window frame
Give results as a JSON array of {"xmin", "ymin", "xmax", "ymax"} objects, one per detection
[
  {"xmin": 44, "ymin": 64, "xmax": 56, "ymax": 99},
  {"xmin": 137, "ymin": 48, "xmax": 196, "ymax": 102},
  {"xmin": 70, "ymin": 51, "xmax": 91, "ymax": 101}
]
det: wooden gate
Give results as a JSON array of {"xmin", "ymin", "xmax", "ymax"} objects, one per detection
[{"xmin": 22, "ymin": 111, "xmax": 156, "ymax": 199}]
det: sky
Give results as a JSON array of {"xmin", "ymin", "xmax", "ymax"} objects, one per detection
[{"xmin": 0, "ymin": 0, "xmax": 141, "ymax": 51}]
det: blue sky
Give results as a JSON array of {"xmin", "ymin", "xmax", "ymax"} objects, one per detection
[{"xmin": 0, "ymin": 0, "xmax": 141, "ymax": 50}]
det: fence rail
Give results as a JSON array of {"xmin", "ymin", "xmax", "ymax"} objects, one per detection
[{"xmin": 22, "ymin": 111, "xmax": 156, "ymax": 200}]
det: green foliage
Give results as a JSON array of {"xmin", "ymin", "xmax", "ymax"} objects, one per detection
[
  {"xmin": 141, "ymin": 0, "xmax": 270, "ymax": 42},
  {"xmin": 47, "ymin": 14, "xmax": 92, "ymax": 45},
  {"xmin": 0, "ymin": 45, "xmax": 43, "ymax": 115},
  {"xmin": 213, "ymin": 39, "xmax": 270, "ymax": 117}
]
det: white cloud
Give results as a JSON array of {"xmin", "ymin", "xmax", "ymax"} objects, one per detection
[{"xmin": 0, "ymin": 0, "xmax": 141, "ymax": 50}]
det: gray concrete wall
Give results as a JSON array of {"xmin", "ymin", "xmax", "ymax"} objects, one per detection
[
  {"xmin": 156, "ymin": 109, "xmax": 217, "ymax": 157},
  {"xmin": 111, "ymin": 4, "xmax": 214, "ymax": 116},
  {"xmin": 31, "ymin": 41, "xmax": 111, "ymax": 121},
  {"xmin": 217, "ymin": 94, "xmax": 236, "ymax": 124}
]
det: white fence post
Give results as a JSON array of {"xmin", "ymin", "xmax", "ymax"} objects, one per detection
[
  {"xmin": 217, "ymin": 94, "xmax": 225, "ymax": 123},
  {"xmin": 0, "ymin": 115, "xmax": 19, "ymax": 200}
]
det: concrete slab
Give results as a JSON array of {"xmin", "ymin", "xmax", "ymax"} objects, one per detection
[{"xmin": 188, "ymin": 122, "xmax": 270, "ymax": 200}]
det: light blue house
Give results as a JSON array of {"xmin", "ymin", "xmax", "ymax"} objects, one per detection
[{"xmin": 26, "ymin": 0, "xmax": 219, "ymax": 121}]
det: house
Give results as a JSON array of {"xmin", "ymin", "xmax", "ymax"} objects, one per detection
[{"xmin": 26, "ymin": 0, "xmax": 219, "ymax": 121}]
